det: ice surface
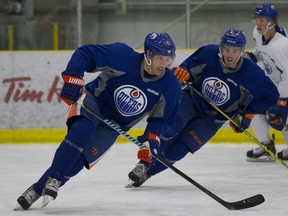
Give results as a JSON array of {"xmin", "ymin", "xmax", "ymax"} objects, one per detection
[{"xmin": 1, "ymin": 143, "xmax": 287, "ymax": 216}]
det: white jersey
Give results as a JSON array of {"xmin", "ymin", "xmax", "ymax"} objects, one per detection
[{"xmin": 252, "ymin": 25, "xmax": 288, "ymax": 98}]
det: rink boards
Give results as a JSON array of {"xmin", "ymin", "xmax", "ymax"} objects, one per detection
[
  {"xmin": 0, "ymin": 128, "xmax": 285, "ymax": 144},
  {"xmin": 1, "ymin": 50, "xmax": 283, "ymax": 144}
]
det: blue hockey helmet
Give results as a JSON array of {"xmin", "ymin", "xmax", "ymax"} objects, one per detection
[
  {"xmin": 221, "ymin": 28, "xmax": 246, "ymax": 49},
  {"xmin": 253, "ymin": 3, "xmax": 278, "ymax": 20},
  {"xmin": 144, "ymin": 32, "xmax": 176, "ymax": 58}
]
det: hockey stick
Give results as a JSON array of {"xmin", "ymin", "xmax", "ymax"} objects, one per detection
[
  {"xmin": 82, "ymin": 102, "xmax": 265, "ymax": 210},
  {"xmin": 183, "ymin": 82, "xmax": 288, "ymax": 169}
]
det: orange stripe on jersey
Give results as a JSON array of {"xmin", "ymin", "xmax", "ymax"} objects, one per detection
[
  {"xmin": 277, "ymin": 99, "xmax": 287, "ymax": 107},
  {"xmin": 66, "ymin": 93, "xmax": 85, "ymax": 120},
  {"xmin": 244, "ymin": 113, "xmax": 255, "ymax": 120},
  {"xmin": 88, "ymin": 145, "xmax": 113, "ymax": 169},
  {"xmin": 66, "ymin": 103, "xmax": 79, "ymax": 120}
]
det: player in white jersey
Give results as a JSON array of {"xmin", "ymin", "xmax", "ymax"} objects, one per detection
[{"xmin": 246, "ymin": 3, "xmax": 288, "ymax": 161}]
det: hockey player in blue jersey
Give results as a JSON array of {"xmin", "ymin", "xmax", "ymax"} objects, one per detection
[
  {"xmin": 127, "ymin": 28, "xmax": 279, "ymax": 187},
  {"xmin": 14, "ymin": 32, "xmax": 181, "ymax": 210},
  {"xmin": 245, "ymin": 3, "xmax": 288, "ymax": 161}
]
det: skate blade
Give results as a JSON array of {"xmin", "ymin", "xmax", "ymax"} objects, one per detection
[
  {"xmin": 41, "ymin": 195, "xmax": 54, "ymax": 208},
  {"xmin": 246, "ymin": 156, "xmax": 275, "ymax": 162},
  {"xmin": 125, "ymin": 182, "xmax": 136, "ymax": 188},
  {"xmin": 13, "ymin": 203, "xmax": 24, "ymax": 211},
  {"xmin": 125, "ymin": 179, "xmax": 137, "ymax": 188}
]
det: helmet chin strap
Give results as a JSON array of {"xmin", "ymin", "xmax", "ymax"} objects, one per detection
[
  {"xmin": 144, "ymin": 53, "xmax": 153, "ymax": 73},
  {"xmin": 263, "ymin": 21, "xmax": 276, "ymax": 35},
  {"xmin": 230, "ymin": 52, "xmax": 243, "ymax": 68}
]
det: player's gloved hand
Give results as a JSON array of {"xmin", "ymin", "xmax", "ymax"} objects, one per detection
[
  {"xmin": 60, "ymin": 73, "xmax": 85, "ymax": 105},
  {"xmin": 137, "ymin": 133, "xmax": 161, "ymax": 160},
  {"xmin": 137, "ymin": 147, "xmax": 152, "ymax": 163},
  {"xmin": 229, "ymin": 90, "xmax": 255, "ymax": 133},
  {"xmin": 174, "ymin": 67, "xmax": 190, "ymax": 82},
  {"xmin": 266, "ymin": 98, "xmax": 288, "ymax": 131},
  {"xmin": 229, "ymin": 113, "xmax": 254, "ymax": 133}
]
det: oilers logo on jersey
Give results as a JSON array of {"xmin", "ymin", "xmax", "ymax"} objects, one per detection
[
  {"xmin": 202, "ymin": 77, "xmax": 230, "ymax": 106},
  {"xmin": 114, "ymin": 85, "xmax": 147, "ymax": 117},
  {"xmin": 260, "ymin": 52, "xmax": 275, "ymax": 75}
]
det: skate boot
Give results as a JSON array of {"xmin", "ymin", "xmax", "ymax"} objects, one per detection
[
  {"xmin": 126, "ymin": 161, "xmax": 151, "ymax": 188},
  {"xmin": 246, "ymin": 140, "xmax": 276, "ymax": 162},
  {"xmin": 41, "ymin": 176, "xmax": 61, "ymax": 208},
  {"xmin": 277, "ymin": 148, "xmax": 288, "ymax": 160},
  {"xmin": 14, "ymin": 185, "xmax": 40, "ymax": 210}
]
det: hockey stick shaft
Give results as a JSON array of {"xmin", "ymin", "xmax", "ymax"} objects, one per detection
[
  {"xmin": 82, "ymin": 102, "xmax": 264, "ymax": 210},
  {"xmin": 184, "ymin": 82, "xmax": 288, "ymax": 169}
]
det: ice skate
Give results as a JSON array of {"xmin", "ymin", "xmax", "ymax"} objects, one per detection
[
  {"xmin": 126, "ymin": 161, "xmax": 151, "ymax": 188},
  {"xmin": 246, "ymin": 140, "xmax": 276, "ymax": 162},
  {"xmin": 277, "ymin": 148, "xmax": 288, "ymax": 160},
  {"xmin": 41, "ymin": 176, "xmax": 61, "ymax": 208},
  {"xmin": 14, "ymin": 185, "xmax": 40, "ymax": 211}
]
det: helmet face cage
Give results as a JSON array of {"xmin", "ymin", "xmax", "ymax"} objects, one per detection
[
  {"xmin": 221, "ymin": 28, "xmax": 246, "ymax": 50},
  {"xmin": 253, "ymin": 3, "xmax": 278, "ymax": 20},
  {"xmin": 144, "ymin": 32, "xmax": 176, "ymax": 62}
]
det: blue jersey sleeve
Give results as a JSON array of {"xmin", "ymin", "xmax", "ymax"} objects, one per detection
[
  {"xmin": 242, "ymin": 62, "xmax": 279, "ymax": 114},
  {"xmin": 179, "ymin": 46, "xmax": 206, "ymax": 80},
  {"xmin": 63, "ymin": 42, "xmax": 134, "ymax": 77}
]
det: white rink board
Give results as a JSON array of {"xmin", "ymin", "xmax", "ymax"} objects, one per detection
[{"xmin": 0, "ymin": 51, "xmax": 191, "ymax": 129}]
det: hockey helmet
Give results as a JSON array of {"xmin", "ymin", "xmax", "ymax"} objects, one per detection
[
  {"xmin": 144, "ymin": 32, "xmax": 176, "ymax": 58},
  {"xmin": 221, "ymin": 28, "xmax": 246, "ymax": 49},
  {"xmin": 253, "ymin": 3, "xmax": 278, "ymax": 20}
]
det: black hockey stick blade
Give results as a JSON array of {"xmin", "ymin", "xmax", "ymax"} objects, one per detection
[
  {"xmin": 224, "ymin": 194, "xmax": 265, "ymax": 210},
  {"xmin": 154, "ymin": 155, "xmax": 265, "ymax": 210}
]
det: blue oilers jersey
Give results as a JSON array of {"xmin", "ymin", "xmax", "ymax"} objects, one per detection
[
  {"xmin": 64, "ymin": 42, "xmax": 181, "ymax": 133},
  {"xmin": 180, "ymin": 44, "xmax": 279, "ymax": 121}
]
